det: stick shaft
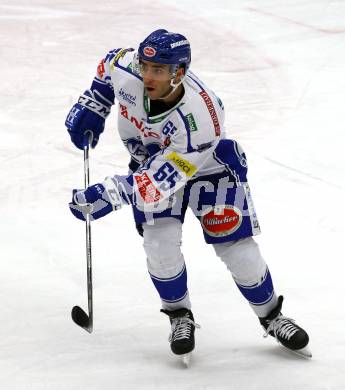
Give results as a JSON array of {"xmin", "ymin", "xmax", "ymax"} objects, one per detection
[{"xmin": 84, "ymin": 140, "xmax": 93, "ymax": 331}]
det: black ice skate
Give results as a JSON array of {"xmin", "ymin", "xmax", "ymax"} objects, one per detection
[
  {"xmin": 259, "ymin": 295, "xmax": 311, "ymax": 358},
  {"xmin": 161, "ymin": 308, "xmax": 200, "ymax": 366}
]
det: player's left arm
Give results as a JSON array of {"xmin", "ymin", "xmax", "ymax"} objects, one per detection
[{"xmin": 69, "ymin": 113, "xmax": 220, "ymax": 221}]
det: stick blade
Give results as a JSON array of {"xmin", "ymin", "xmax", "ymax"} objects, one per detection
[{"xmin": 71, "ymin": 306, "xmax": 93, "ymax": 333}]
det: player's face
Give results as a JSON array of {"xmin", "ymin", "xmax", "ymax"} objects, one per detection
[{"xmin": 140, "ymin": 60, "xmax": 174, "ymax": 100}]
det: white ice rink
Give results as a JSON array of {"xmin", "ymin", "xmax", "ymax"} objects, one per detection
[{"xmin": 1, "ymin": 0, "xmax": 345, "ymax": 389}]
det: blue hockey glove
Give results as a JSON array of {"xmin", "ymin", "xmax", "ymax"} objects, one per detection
[
  {"xmin": 65, "ymin": 91, "xmax": 111, "ymax": 150},
  {"xmin": 69, "ymin": 178, "xmax": 124, "ymax": 221}
]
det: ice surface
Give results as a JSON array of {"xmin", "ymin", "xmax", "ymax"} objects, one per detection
[{"xmin": 1, "ymin": 1, "xmax": 345, "ymax": 389}]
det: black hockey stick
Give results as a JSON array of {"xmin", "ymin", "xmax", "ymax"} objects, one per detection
[{"xmin": 71, "ymin": 133, "xmax": 93, "ymax": 333}]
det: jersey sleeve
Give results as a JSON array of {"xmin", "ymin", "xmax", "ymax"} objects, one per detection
[
  {"xmin": 87, "ymin": 48, "xmax": 135, "ymax": 108},
  {"xmin": 113, "ymin": 112, "xmax": 220, "ymax": 212}
]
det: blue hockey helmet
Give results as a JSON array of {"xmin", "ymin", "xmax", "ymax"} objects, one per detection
[{"xmin": 138, "ymin": 29, "xmax": 191, "ymax": 73}]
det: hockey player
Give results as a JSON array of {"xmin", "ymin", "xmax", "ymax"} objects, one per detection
[{"xmin": 65, "ymin": 29, "xmax": 311, "ymax": 361}]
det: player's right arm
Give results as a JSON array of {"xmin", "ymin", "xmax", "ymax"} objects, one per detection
[{"xmin": 64, "ymin": 48, "xmax": 126, "ymax": 149}]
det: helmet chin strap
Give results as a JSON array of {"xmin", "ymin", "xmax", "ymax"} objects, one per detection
[{"xmin": 158, "ymin": 76, "xmax": 185, "ymax": 100}]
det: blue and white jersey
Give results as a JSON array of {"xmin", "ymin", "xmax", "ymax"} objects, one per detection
[{"xmin": 89, "ymin": 48, "xmax": 245, "ymax": 211}]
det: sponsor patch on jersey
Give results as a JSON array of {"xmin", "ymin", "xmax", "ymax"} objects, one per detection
[
  {"xmin": 143, "ymin": 46, "xmax": 156, "ymax": 57},
  {"xmin": 186, "ymin": 113, "xmax": 198, "ymax": 132},
  {"xmin": 119, "ymin": 87, "xmax": 137, "ymax": 106},
  {"xmin": 166, "ymin": 152, "xmax": 197, "ymax": 177},
  {"xmin": 97, "ymin": 59, "xmax": 105, "ymax": 79},
  {"xmin": 199, "ymin": 91, "xmax": 220, "ymax": 136},
  {"xmin": 119, "ymin": 103, "xmax": 160, "ymax": 138},
  {"xmin": 135, "ymin": 173, "xmax": 161, "ymax": 203},
  {"xmin": 201, "ymin": 205, "xmax": 242, "ymax": 237}
]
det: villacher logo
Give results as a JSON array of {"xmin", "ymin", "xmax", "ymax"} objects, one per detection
[{"xmin": 201, "ymin": 205, "xmax": 242, "ymax": 237}]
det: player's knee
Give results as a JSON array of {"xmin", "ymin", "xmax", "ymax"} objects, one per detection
[
  {"xmin": 213, "ymin": 237, "xmax": 267, "ymax": 285},
  {"xmin": 143, "ymin": 218, "xmax": 183, "ymax": 276}
]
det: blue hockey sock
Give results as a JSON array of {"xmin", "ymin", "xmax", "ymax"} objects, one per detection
[
  {"xmin": 235, "ymin": 267, "xmax": 277, "ymax": 317},
  {"xmin": 149, "ymin": 263, "xmax": 188, "ymax": 305}
]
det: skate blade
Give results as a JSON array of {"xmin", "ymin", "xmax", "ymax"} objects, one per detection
[
  {"xmin": 290, "ymin": 346, "xmax": 312, "ymax": 359},
  {"xmin": 282, "ymin": 344, "xmax": 312, "ymax": 359},
  {"xmin": 181, "ymin": 353, "xmax": 192, "ymax": 367}
]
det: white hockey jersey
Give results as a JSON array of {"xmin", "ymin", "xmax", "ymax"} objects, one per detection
[{"xmin": 92, "ymin": 48, "xmax": 230, "ymax": 211}]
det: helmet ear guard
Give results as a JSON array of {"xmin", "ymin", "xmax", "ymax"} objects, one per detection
[
  {"xmin": 163, "ymin": 67, "xmax": 186, "ymax": 99},
  {"xmin": 170, "ymin": 64, "xmax": 186, "ymax": 85},
  {"xmin": 168, "ymin": 63, "xmax": 186, "ymax": 78}
]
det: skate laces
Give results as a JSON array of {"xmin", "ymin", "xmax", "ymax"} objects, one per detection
[
  {"xmin": 169, "ymin": 316, "xmax": 200, "ymax": 342},
  {"xmin": 264, "ymin": 315, "xmax": 299, "ymax": 341}
]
